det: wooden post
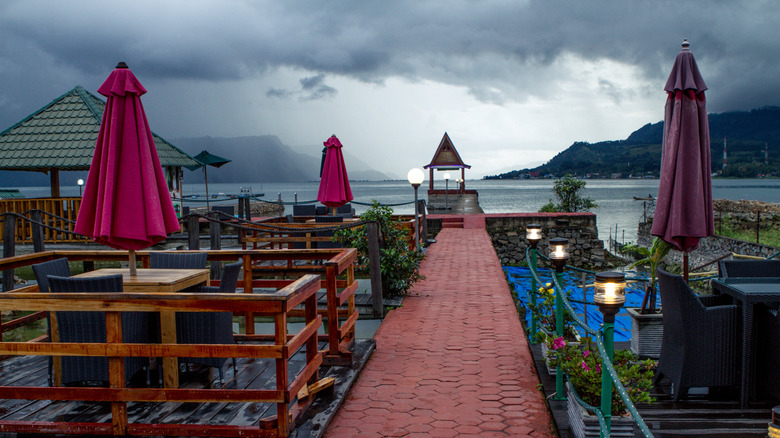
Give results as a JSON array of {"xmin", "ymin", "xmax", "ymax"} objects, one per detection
[
  {"xmin": 244, "ymin": 197, "xmax": 251, "ymax": 220},
  {"xmin": 366, "ymin": 222, "xmax": 383, "ymax": 318},
  {"xmin": 187, "ymin": 215, "xmax": 200, "ymax": 250},
  {"xmin": 31, "ymin": 210, "xmax": 45, "ymax": 253},
  {"xmin": 3, "ymin": 214, "xmax": 16, "ymax": 292},
  {"xmin": 237, "ymin": 196, "xmax": 245, "ymax": 220},
  {"xmin": 419, "ymin": 200, "xmax": 428, "ymax": 246},
  {"xmin": 278, "ymin": 193, "xmax": 283, "ymax": 217},
  {"xmin": 756, "ymin": 211, "xmax": 761, "ymax": 244},
  {"xmin": 209, "ymin": 212, "xmax": 222, "ymax": 280}
]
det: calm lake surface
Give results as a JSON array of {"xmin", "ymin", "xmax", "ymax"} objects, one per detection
[{"xmin": 17, "ymin": 179, "xmax": 780, "ymax": 245}]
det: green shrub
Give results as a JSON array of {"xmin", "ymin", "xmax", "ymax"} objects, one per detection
[{"xmin": 335, "ymin": 202, "xmax": 425, "ymax": 297}]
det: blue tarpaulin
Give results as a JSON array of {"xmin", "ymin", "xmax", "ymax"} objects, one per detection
[{"xmin": 504, "ymin": 266, "xmax": 654, "ymax": 343}]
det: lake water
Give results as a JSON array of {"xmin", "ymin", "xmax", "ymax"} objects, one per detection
[{"xmin": 16, "ymin": 179, "xmax": 780, "ymax": 245}]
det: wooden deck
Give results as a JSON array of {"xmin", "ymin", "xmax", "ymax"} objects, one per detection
[
  {"xmin": 0, "ymin": 339, "xmax": 374, "ymax": 438},
  {"xmin": 532, "ymin": 343, "xmax": 775, "ymax": 437}
]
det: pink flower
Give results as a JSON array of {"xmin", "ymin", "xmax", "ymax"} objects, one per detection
[
  {"xmin": 595, "ymin": 364, "xmax": 601, "ymax": 373},
  {"xmin": 583, "ymin": 350, "xmax": 590, "ymax": 358},
  {"xmin": 581, "ymin": 361, "xmax": 590, "ymax": 371},
  {"xmin": 552, "ymin": 337, "xmax": 566, "ymax": 350}
]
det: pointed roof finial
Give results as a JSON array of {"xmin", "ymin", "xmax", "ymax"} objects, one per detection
[
  {"xmin": 116, "ymin": 61, "xmax": 128, "ymax": 69},
  {"xmin": 681, "ymin": 39, "xmax": 690, "ymax": 51}
]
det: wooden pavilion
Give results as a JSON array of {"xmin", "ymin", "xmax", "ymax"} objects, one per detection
[
  {"xmin": 423, "ymin": 132, "xmax": 471, "ymax": 193},
  {"xmin": 0, "ymin": 86, "xmax": 199, "ymax": 198}
]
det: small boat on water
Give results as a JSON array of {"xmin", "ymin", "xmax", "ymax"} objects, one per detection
[{"xmin": 633, "ymin": 195, "xmax": 655, "ymax": 201}]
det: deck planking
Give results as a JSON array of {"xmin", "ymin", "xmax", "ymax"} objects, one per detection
[{"xmin": 0, "ymin": 339, "xmax": 373, "ymax": 437}]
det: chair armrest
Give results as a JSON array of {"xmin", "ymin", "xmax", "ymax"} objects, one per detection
[{"xmin": 699, "ymin": 294, "xmax": 734, "ymax": 307}]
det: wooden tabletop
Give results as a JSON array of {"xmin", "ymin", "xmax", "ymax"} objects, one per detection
[{"xmin": 74, "ymin": 268, "xmax": 210, "ymax": 293}]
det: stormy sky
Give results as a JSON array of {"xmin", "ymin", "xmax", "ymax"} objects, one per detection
[{"xmin": 1, "ymin": 1, "xmax": 778, "ymax": 179}]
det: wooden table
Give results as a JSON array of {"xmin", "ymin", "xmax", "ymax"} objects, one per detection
[
  {"xmin": 711, "ymin": 277, "xmax": 780, "ymax": 407},
  {"xmin": 73, "ymin": 268, "xmax": 210, "ymax": 388}
]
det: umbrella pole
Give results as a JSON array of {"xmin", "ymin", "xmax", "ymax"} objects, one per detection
[
  {"xmin": 683, "ymin": 252, "xmax": 689, "ymax": 283},
  {"xmin": 204, "ymin": 167, "xmax": 210, "ymax": 212},
  {"xmin": 331, "ymin": 206, "xmax": 336, "ymax": 216},
  {"xmin": 129, "ymin": 249, "xmax": 137, "ymax": 277}
]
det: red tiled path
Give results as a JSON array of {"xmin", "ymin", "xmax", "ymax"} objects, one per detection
[{"xmin": 325, "ymin": 222, "xmax": 554, "ymax": 437}]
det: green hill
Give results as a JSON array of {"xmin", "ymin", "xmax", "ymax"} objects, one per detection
[{"xmin": 486, "ymin": 106, "xmax": 780, "ymax": 179}]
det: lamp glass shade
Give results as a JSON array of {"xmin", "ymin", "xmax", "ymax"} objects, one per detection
[
  {"xmin": 594, "ymin": 271, "xmax": 626, "ymax": 305},
  {"xmin": 526, "ymin": 224, "xmax": 542, "ymax": 242},
  {"xmin": 77, "ymin": 179, "xmax": 84, "ymax": 186},
  {"xmin": 407, "ymin": 168, "xmax": 425, "ymax": 185},
  {"xmin": 443, "ymin": 172, "xmax": 451, "ymax": 181},
  {"xmin": 548, "ymin": 237, "xmax": 569, "ymax": 261}
]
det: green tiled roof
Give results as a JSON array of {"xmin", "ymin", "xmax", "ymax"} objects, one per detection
[{"xmin": 0, "ymin": 86, "xmax": 199, "ymax": 171}]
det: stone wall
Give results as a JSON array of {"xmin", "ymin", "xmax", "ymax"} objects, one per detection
[{"xmin": 426, "ymin": 213, "xmax": 607, "ymax": 269}]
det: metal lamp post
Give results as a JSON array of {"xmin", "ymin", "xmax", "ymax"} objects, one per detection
[
  {"xmin": 77, "ymin": 178, "xmax": 84, "ymax": 197},
  {"xmin": 407, "ymin": 168, "xmax": 425, "ymax": 252},
  {"xmin": 548, "ymin": 237, "xmax": 569, "ymax": 400},
  {"xmin": 443, "ymin": 172, "xmax": 451, "ymax": 210},
  {"xmin": 526, "ymin": 224, "xmax": 542, "ymax": 339},
  {"xmin": 593, "ymin": 271, "xmax": 626, "ymax": 437}
]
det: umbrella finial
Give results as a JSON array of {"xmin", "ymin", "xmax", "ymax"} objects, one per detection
[
  {"xmin": 116, "ymin": 61, "xmax": 129, "ymax": 69},
  {"xmin": 681, "ymin": 39, "xmax": 690, "ymax": 51}
]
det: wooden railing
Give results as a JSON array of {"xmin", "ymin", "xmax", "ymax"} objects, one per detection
[
  {"xmin": 0, "ymin": 267, "xmax": 322, "ymax": 437},
  {"xmin": 0, "ymin": 197, "xmax": 85, "ymax": 243}
]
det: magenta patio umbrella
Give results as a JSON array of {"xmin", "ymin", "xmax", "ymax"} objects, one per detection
[
  {"xmin": 650, "ymin": 40, "xmax": 714, "ymax": 280},
  {"xmin": 317, "ymin": 134, "xmax": 353, "ymax": 214},
  {"xmin": 75, "ymin": 62, "xmax": 180, "ymax": 275}
]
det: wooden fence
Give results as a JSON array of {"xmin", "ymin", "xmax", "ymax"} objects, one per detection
[{"xmin": 0, "ymin": 198, "xmax": 85, "ymax": 243}]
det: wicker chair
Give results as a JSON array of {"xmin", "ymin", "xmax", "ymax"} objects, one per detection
[
  {"xmin": 32, "ymin": 258, "xmax": 71, "ymax": 385},
  {"xmin": 47, "ymin": 274, "xmax": 149, "ymax": 387},
  {"xmin": 718, "ymin": 260, "xmax": 780, "ymax": 278},
  {"xmin": 32, "ymin": 258, "xmax": 71, "ymax": 292},
  {"xmin": 176, "ymin": 260, "xmax": 242, "ymax": 385},
  {"xmin": 149, "ymin": 252, "xmax": 208, "ymax": 270},
  {"xmin": 314, "ymin": 215, "xmax": 343, "ymax": 249},
  {"xmin": 653, "ymin": 269, "xmax": 741, "ymax": 401}
]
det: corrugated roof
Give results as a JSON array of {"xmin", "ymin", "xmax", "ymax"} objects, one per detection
[{"xmin": 0, "ymin": 86, "xmax": 199, "ymax": 171}]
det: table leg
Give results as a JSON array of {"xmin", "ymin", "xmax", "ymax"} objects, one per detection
[{"xmin": 159, "ymin": 311, "xmax": 179, "ymax": 388}]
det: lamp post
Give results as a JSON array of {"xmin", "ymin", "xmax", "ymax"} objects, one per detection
[
  {"xmin": 443, "ymin": 172, "xmax": 451, "ymax": 210},
  {"xmin": 407, "ymin": 168, "xmax": 425, "ymax": 252},
  {"xmin": 526, "ymin": 224, "xmax": 542, "ymax": 339},
  {"xmin": 77, "ymin": 178, "xmax": 84, "ymax": 197},
  {"xmin": 548, "ymin": 237, "xmax": 569, "ymax": 400},
  {"xmin": 593, "ymin": 271, "xmax": 626, "ymax": 437}
]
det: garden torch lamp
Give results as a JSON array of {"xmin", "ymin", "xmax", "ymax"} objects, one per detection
[
  {"xmin": 526, "ymin": 223, "xmax": 543, "ymax": 339},
  {"xmin": 526, "ymin": 223, "xmax": 542, "ymax": 249},
  {"xmin": 77, "ymin": 178, "xmax": 84, "ymax": 197},
  {"xmin": 593, "ymin": 271, "xmax": 626, "ymax": 435},
  {"xmin": 547, "ymin": 236, "xmax": 569, "ymax": 400},
  {"xmin": 548, "ymin": 237, "xmax": 569, "ymax": 272},
  {"xmin": 407, "ymin": 168, "xmax": 425, "ymax": 252}
]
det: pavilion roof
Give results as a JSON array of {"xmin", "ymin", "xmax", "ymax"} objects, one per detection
[
  {"xmin": 0, "ymin": 86, "xmax": 199, "ymax": 172},
  {"xmin": 423, "ymin": 132, "xmax": 471, "ymax": 170}
]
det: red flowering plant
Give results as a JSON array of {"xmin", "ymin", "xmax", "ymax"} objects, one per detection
[{"xmin": 546, "ymin": 337, "xmax": 656, "ymax": 415}]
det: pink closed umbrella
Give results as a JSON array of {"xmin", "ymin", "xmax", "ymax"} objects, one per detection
[
  {"xmin": 651, "ymin": 40, "xmax": 714, "ymax": 280},
  {"xmin": 317, "ymin": 135, "xmax": 353, "ymax": 214},
  {"xmin": 75, "ymin": 62, "xmax": 180, "ymax": 275}
]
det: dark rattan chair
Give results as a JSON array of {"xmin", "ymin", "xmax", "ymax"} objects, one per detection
[
  {"xmin": 47, "ymin": 274, "xmax": 149, "ymax": 387},
  {"xmin": 149, "ymin": 252, "xmax": 208, "ymax": 270},
  {"xmin": 32, "ymin": 258, "xmax": 71, "ymax": 292},
  {"xmin": 653, "ymin": 269, "xmax": 741, "ymax": 401},
  {"xmin": 718, "ymin": 260, "xmax": 780, "ymax": 278},
  {"xmin": 176, "ymin": 260, "xmax": 242, "ymax": 385},
  {"xmin": 314, "ymin": 215, "xmax": 343, "ymax": 249},
  {"xmin": 293, "ymin": 204, "xmax": 316, "ymax": 216},
  {"xmin": 32, "ymin": 258, "xmax": 71, "ymax": 385}
]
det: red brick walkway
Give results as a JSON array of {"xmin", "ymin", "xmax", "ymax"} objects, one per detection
[{"xmin": 324, "ymin": 223, "xmax": 555, "ymax": 437}]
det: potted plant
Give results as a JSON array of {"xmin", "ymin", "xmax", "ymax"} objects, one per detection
[
  {"xmin": 531, "ymin": 282, "xmax": 580, "ymax": 375},
  {"xmin": 547, "ymin": 338, "xmax": 655, "ymax": 438},
  {"xmin": 622, "ymin": 237, "xmax": 671, "ymax": 359}
]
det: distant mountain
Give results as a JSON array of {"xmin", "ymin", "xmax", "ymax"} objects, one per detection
[
  {"xmin": 486, "ymin": 106, "xmax": 780, "ymax": 179},
  {"xmin": 173, "ymin": 135, "xmax": 392, "ymax": 183}
]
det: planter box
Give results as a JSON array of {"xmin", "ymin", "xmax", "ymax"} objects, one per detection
[
  {"xmin": 627, "ymin": 307, "xmax": 663, "ymax": 359},
  {"xmin": 566, "ymin": 383, "xmax": 636, "ymax": 438}
]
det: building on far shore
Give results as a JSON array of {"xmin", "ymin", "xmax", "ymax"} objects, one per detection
[{"xmin": 423, "ymin": 133, "xmax": 483, "ymax": 214}]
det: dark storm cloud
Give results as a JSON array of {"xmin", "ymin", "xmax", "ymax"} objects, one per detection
[{"xmin": 1, "ymin": 0, "xmax": 779, "ymax": 130}]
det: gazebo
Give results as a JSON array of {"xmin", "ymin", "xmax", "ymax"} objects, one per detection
[
  {"xmin": 0, "ymin": 86, "xmax": 198, "ymax": 198},
  {"xmin": 423, "ymin": 132, "xmax": 471, "ymax": 193}
]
